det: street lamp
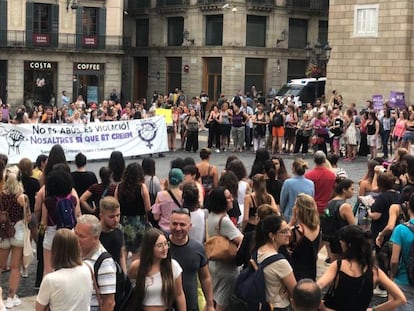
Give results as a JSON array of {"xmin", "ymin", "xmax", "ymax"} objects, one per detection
[
  {"xmin": 304, "ymin": 40, "xmax": 332, "ymax": 101},
  {"xmin": 183, "ymin": 29, "xmax": 194, "ymax": 45},
  {"xmin": 66, "ymin": 0, "xmax": 78, "ymax": 11}
]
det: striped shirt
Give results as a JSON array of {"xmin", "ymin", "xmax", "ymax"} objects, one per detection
[{"xmin": 84, "ymin": 244, "xmax": 117, "ymax": 311}]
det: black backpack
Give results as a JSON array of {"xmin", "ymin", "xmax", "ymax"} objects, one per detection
[
  {"xmin": 271, "ymin": 112, "xmax": 283, "ymax": 127},
  {"xmin": 229, "ymin": 252, "xmax": 284, "ymax": 311},
  {"xmin": 94, "ymin": 252, "xmax": 134, "ymax": 311},
  {"xmin": 321, "ymin": 200, "xmax": 345, "ymax": 242}
]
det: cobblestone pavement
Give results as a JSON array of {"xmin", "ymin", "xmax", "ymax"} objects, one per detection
[{"xmin": 5, "ymin": 133, "xmax": 387, "ymax": 309}]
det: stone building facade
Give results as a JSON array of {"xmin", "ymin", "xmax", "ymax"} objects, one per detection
[
  {"xmin": 0, "ymin": 0, "xmax": 124, "ymax": 108},
  {"xmin": 123, "ymin": 0, "xmax": 329, "ymax": 103},
  {"xmin": 327, "ymin": 0, "xmax": 414, "ymax": 106}
]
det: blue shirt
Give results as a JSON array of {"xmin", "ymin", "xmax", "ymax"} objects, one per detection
[
  {"xmin": 390, "ymin": 219, "xmax": 414, "ymax": 286},
  {"xmin": 280, "ymin": 176, "xmax": 314, "ymax": 221}
]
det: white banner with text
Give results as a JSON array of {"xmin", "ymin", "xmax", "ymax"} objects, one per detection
[{"xmin": 0, "ymin": 117, "xmax": 169, "ymax": 163}]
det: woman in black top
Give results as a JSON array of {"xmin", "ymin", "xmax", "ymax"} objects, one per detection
[
  {"xmin": 115, "ymin": 163, "xmax": 151, "ymax": 260},
  {"xmin": 290, "ymin": 193, "xmax": 320, "ymax": 281},
  {"xmin": 323, "ymin": 178, "xmax": 355, "ymax": 261},
  {"xmin": 317, "ymin": 225, "xmax": 406, "ymax": 311}
]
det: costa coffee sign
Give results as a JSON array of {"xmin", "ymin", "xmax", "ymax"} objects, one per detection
[
  {"xmin": 73, "ymin": 63, "xmax": 104, "ymax": 73},
  {"xmin": 25, "ymin": 61, "xmax": 56, "ymax": 70}
]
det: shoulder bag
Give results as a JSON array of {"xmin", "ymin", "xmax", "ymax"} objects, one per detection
[{"xmin": 204, "ymin": 215, "xmax": 238, "ymax": 261}]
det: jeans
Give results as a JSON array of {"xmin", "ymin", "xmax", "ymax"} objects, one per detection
[
  {"xmin": 382, "ymin": 130, "xmax": 390, "ymax": 158},
  {"xmin": 396, "ymin": 283, "xmax": 414, "ymax": 311}
]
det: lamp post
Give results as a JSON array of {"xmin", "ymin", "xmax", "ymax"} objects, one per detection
[
  {"xmin": 304, "ymin": 40, "xmax": 332, "ymax": 101},
  {"xmin": 66, "ymin": 0, "xmax": 78, "ymax": 11}
]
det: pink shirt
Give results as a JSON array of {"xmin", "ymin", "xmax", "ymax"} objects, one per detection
[{"xmin": 305, "ymin": 167, "xmax": 336, "ymax": 214}]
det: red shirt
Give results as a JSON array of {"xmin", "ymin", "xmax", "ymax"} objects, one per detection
[{"xmin": 305, "ymin": 167, "xmax": 336, "ymax": 214}]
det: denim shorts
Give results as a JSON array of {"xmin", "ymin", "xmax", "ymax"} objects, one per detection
[
  {"xmin": 0, "ymin": 220, "xmax": 25, "ymax": 249},
  {"xmin": 43, "ymin": 226, "xmax": 57, "ymax": 250}
]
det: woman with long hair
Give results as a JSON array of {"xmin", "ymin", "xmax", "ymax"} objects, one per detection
[
  {"xmin": 255, "ymin": 215, "xmax": 297, "ymax": 310},
  {"xmin": 358, "ymin": 159, "xmax": 380, "ymax": 196},
  {"xmin": 225, "ymin": 159, "xmax": 251, "ymax": 224},
  {"xmin": 249, "ymin": 148, "xmax": 270, "ymax": 179},
  {"xmin": 35, "ymin": 229, "xmax": 92, "ymax": 311},
  {"xmin": 115, "ymin": 162, "xmax": 151, "ymax": 260},
  {"xmin": 323, "ymin": 178, "xmax": 355, "ymax": 262},
  {"xmin": 79, "ymin": 166, "xmax": 116, "ymax": 215},
  {"xmin": 271, "ymin": 156, "xmax": 289, "ymax": 182},
  {"xmin": 317, "ymin": 225, "xmax": 406, "ymax": 311},
  {"xmin": 243, "ymin": 174, "xmax": 278, "ymax": 232},
  {"xmin": 128, "ymin": 228, "xmax": 186, "ymax": 311},
  {"xmin": 0, "ymin": 166, "xmax": 29, "ymax": 308},
  {"xmin": 206, "ymin": 187, "xmax": 243, "ymax": 311},
  {"xmin": 235, "ymin": 204, "xmax": 278, "ymax": 268},
  {"xmin": 251, "ymin": 103, "xmax": 268, "ymax": 153},
  {"xmin": 206, "ymin": 104, "xmax": 221, "ymax": 152},
  {"xmin": 34, "ymin": 145, "xmax": 71, "ymax": 288},
  {"xmin": 393, "ymin": 110, "xmax": 408, "ymax": 151},
  {"xmin": 290, "ymin": 194, "xmax": 321, "ymax": 281},
  {"xmin": 40, "ymin": 144, "xmax": 68, "ymax": 186},
  {"xmin": 367, "ymin": 111, "xmax": 381, "ymax": 160},
  {"xmin": 41, "ymin": 168, "xmax": 81, "ymax": 277},
  {"xmin": 108, "ymin": 151, "xmax": 125, "ymax": 184},
  {"xmin": 142, "ymin": 158, "xmax": 162, "ymax": 206},
  {"xmin": 343, "ymin": 109, "xmax": 358, "ymax": 160}
]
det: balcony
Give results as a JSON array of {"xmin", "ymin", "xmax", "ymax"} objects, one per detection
[
  {"xmin": 0, "ymin": 30, "xmax": 124, "ymax": 52},
  {"xmin": 247, "ymin": 0, "xmax": 275, "ymax": 12},
  {"xmin": 197, "ymin": 0, "xmax": 226, "ymax": 12},
  {"xmin": 128, "ymin": 0, "xmax": 150, "ymax": 16},
  {"xmin": 286, "ymin": 0, "xmax": 329, "ymax": 15},
  {"xmin": 156, "ymin": 0, "xmax": 189, "ymax": 14}
]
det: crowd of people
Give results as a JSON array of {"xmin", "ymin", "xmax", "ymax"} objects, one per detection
[
  {"xmin": 0, "ymin": 138, "xmax": 412, "ymax": 310},
  {"xmin": 2, "ymin": 88, "xmax": 413, "ymax": 160},
  {"xmin": 1, "ymin": 88, "xmax": 414, "ymax": 310}
]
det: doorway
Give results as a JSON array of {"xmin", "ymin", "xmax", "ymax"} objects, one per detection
[{"xmin": 203, "ymin": 58, "xmax": 222, "ymax": 105}]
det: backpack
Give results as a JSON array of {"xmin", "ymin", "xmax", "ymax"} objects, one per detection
[
  {"xmin": 271, "ymin": 112, "xmax": 283, "ymax": 127},
  {"xmin": 402, "ymin": 222, "xmax": 414, "ymax": 285},
  {"xmin": 320, "ymin": 200, "xmax": 345, "ymax": 242},
  {"xmin": 229, "ymin": 252, "xmax": 284, "ymax": 311},
  {"xmin": 55, "ymin": 194, "xmax": 76, "ymax": 229},
  {"xmin": 94, "ymin": 252, "xmax": 134, "ymax": 311}
]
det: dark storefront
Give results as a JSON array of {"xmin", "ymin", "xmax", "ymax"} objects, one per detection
[
  {"xmin": 24, "ymin": 61, "xmax": 57, "ymax": 106},
  {"xmin": 73, "ymin": 62, "xmax": 104, "ymax": 105}
]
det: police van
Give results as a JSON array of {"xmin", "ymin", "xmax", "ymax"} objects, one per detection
[{"xmin": 275, "ymin": 77, "xmax": 326, "ymax": 107}]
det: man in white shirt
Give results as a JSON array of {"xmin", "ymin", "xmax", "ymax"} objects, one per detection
[{"xmin": 75, "ymin": 214, "xmax": 116, "ymax": 311}]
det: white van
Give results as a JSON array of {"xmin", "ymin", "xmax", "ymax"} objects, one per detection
[{"xmin": 275, "ymin": 77, "xmax": 326, "ymax": 107}]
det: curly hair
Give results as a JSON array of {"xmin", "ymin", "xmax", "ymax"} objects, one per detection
[{"xmin": 118, "ymin": 163, "xmax": 145, "ymax": 201}]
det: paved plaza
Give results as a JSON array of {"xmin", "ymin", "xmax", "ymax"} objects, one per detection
[{"xmin": 3, "ymin": 134, "xmax": 373, "ymax": 310}]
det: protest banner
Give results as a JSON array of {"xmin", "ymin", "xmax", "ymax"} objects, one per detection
[
  {"xmin": 372, "ymin": 95, "xmax": 383, "ymax": 111},
  {"xmin": 389, "ymin": 91, "xmax": 406, "ymax": 109},
  {"xmin": 155, "ymin": 108, "xmax": 173, "ymax": 125},
  {"xmin": 0, "ymin": 116, "xmax": 168, "ymax": 163}
]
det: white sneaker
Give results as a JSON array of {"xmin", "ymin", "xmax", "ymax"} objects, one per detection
[
  {"xmin": 373, "ymin": 287, "xmax": 388, "ymax": 298},
  {"xmin": 5, "ymin": 296, "xmax": 21, "ymax": 309}
]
